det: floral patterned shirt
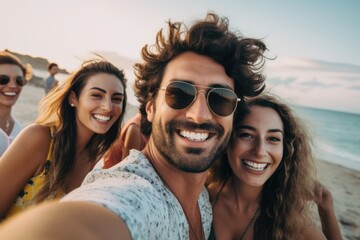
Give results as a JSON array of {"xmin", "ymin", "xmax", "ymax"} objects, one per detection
[{"xmin": 62, "ymin": 149, "xmax": 212, "ymax": 240}]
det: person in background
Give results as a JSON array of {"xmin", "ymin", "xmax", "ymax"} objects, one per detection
[
  {"xmin": 207, "ymin": 94, "xmax": 342, "ymax": 240},
  {"xmin": 0, "ymin": 12, "xmax": 268, "ymax": 239},
  {"xmin": 0, "ymin": 60, "xmax": 127, "ymax": 220},
  {"xmin": 44, "ymin": 62, "xmax": 59, "ymax": 94},
  {"xmin": 0, "ymin": 51, "xmax": 32, "ymax": 157},
  {"xmin": 102, "ymin": 112, "xmax": 149, "ymax": 168}
]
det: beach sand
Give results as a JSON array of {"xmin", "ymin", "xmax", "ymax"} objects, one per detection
[{"xmin": 12, "ymin": 84, "xmax": 360, "ymax": 239}]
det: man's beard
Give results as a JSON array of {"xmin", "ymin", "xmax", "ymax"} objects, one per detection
[{"xmin": 151, "ymin": 118, "xmax": 231, "ymax": 173}]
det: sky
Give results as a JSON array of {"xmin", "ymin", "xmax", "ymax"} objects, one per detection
[{"xmin": 1, "ymin": 0, "xmax": 360, "ymax": 113}]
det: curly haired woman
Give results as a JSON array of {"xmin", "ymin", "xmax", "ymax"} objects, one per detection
[{"xmin": 207, "ymin": 94, "xmax": 341, "ymax": 240}]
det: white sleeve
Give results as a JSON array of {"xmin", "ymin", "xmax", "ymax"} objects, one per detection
[{"xmin": 62, "ymin": 177, "xmax": 169, "ymax": 240}]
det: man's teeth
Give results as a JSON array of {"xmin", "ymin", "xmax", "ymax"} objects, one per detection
[
  {"xmin": 93, "ymin": 114, "xmax": 111, "ymax": 122},
  {"xmin": 180, "ymin": 131, "xmax": 209, "ymax": 141},
  {"xmin": 3, "ymin": 92, "xmax": 16, "ymax": 96},
  {"xmin": 243, "ymin": 160, "xmax": 267, "ymax": 171}
]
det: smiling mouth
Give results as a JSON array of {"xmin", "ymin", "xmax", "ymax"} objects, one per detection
[
  {"xmin": 3, "ymin": 92, "xmax": 17, "ymax": 96},
  {"xmin": 93, "ymin": 114, "xmax": 111, "ymax": 122},
  {"xmin": 243, "ymin": 160, "xmax": 269, "ymax": 171},
  {"xmin": 179, "ymin": 130, "xmax": 209, "ymax": 141}
]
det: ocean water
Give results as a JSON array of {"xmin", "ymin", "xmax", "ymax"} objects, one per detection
[{"xmin": 292, "ymin": 106, "xmax": 360, "ymax": 172}]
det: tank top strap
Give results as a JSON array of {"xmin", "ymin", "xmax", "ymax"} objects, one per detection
[{"xmin": 213, "ymin": 177, "xmax": 230, "ymax": 206}]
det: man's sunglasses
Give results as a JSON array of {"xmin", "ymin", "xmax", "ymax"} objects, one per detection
[
  {"xmin": 0, "ymin": 75, "xmax": 27, "ymax": 87},
  {"xmin": 160, "ymin": 81, "xmax": 241, "ymax": 117}
]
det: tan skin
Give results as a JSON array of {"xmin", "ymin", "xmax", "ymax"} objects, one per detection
[
  {"xmin": 0, "ymin": 201, "xmax": 131, "ymax": 240},
  {"xmin": 314, "ymin": 182, "xmax": 343, "ymax": 240},
  {"xmin": 208, "ymin": 179, "xmax": 261, "ymax": 239},
  {"xmin": 121, "ymin": 122, "xmax": 144, "ymax": 160},
  {"xmin": 0, "ymin": 51, "xmax": 235, "ymax": 240},
  {"xmin": 0, "ymin": 73, "xmax": 124, "ymax": 219},
  {"xmin": 102, "ymin": 113, "xmax": 148, "ymax": 168},
  {"xmin": 208, "ymin": 106, "xmax": 327, "ymax": 240},
  {"xmin": 0, "ymin": 125, "xmax": 97, "ymax": 217}
]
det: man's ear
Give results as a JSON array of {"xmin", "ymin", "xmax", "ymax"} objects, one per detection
[
  {"xmin": 68, "ymin": 91, "xmax": 77, "ymax": 107},
  {"xmin": 146, "ymin": 100, "xmax": 154, "ymax": 122}
]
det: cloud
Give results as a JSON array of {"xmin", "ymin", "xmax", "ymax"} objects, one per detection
[
  {"xmin": 348, "ymin": 85, "xmax": 360, "ymax": 91},
  {"xmin": 265, "ymin": 56, "xmax": 360, "ymax": 113},
  {"xmin": 343, "ymin": 76, "xmax": 360, "ymax": 82},
  {"xmin": 301, "ymin": 78, "xmax": 340, "ymax": 88},
  {"xmin": 269, "ymin": 57, "xmax": 360, "ymax": 73},
  {"xmin": 267, "ymin": 77, "xmax": 297, "ymax": 86},
  {"xmin": 290, "ymin": 59, "xmax": 360, "ymax": 73}
]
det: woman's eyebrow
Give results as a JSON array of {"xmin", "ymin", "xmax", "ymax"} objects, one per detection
[{"xmin": 90, "ymin": 87, "xmax": 124, "ymax": 96}]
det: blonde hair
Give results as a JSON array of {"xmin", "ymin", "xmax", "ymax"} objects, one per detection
[{"xmin": 35, "ymin": 60, "xmax": 127, "ymax": 202}]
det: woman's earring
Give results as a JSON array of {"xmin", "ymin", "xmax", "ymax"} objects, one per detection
[{"xmin": 71, "ymin": 103, "xmax": 75, "ymax": 107}]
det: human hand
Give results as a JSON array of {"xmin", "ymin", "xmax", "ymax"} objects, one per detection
[{"xmin": 314, "ymin": 181, "xmax": 334, "ymax": 213}]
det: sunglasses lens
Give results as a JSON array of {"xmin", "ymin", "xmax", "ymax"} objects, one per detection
[
  {"xmin": 165, "ymin": 82, "xmax": 196, "ymax": 109},
  {"xmin": 16, "ymin": 76, "xmax": 26, "ymax": 86},
  {"xmin": 208, "ymin": 89, "xmax": 238, "ymax": 116},
  {"xmin": 0, "ymin": 75, "xmax": 10, "ymax": 85},
  {"xmin": 0, "ymin": 75, "xmax": 26, "ymax": 86}
]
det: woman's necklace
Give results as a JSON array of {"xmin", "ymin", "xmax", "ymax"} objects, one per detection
[
  {"xmin": 5, "ymin": 119, "xmax": 10, "ymax": 133},
  {"xmin": 239, "ymin": 206, "xmax": 259, "ymax": 240},
  {"xmin": 1, "ymin": 118, "xmax": 11, "ymax": 135},
  {"xmin": 229, "ymin": 177, "xmax": 260, "ymax": 240}
]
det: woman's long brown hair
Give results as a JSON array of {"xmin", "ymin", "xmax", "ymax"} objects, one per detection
[{"xmin": 34, "ymin": 60, "xmax": 127, "ymax": 202}]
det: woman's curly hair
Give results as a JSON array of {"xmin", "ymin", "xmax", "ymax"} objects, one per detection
[
  {"xmin": 134, "ymin": 12, "xmax": 268, "ymax": 135},
  {"xmin": 209, "ymin": 94, "xmax": 317, "ymax": 239}
]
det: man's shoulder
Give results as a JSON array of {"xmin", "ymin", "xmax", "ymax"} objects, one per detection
[
  {"xmin": 45, "ymin": 75, "xmax": 55, "ymax": 82},
  {"xmin": 85, "ymin": 150, "xmax": 159, "ymax": 184}
]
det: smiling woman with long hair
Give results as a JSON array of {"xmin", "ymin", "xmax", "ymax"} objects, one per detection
[
  {"xmin": 0, "ymin": 51, "xmax": 32, "ymax": 157},
  {"xmin": 0, "ymin": 60, "xmax": 127, "ymax": 220},
  {"xmin": 207, "ymin": 94, "xmax": 342, "ymax": 240}
]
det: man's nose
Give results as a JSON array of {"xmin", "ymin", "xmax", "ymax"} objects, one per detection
[{"xmin": 185, "ymin": 90, "xmax": 213, "ymax": 123}]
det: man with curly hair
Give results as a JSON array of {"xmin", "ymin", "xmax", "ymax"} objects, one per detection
[{"xmin": 0, "ymin": 12, "xmax": 268, "ymax": 240}]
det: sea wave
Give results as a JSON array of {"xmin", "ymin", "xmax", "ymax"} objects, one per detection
[{"xmin": 314, "ymin": 141, "xmax": 360, "ymax": 171}]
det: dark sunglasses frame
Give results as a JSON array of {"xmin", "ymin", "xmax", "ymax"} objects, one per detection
[
  {"xmin": 160, "ymin": 81, "xmax": 241, "ymax": 117},
  {"xmin": 0, "ymin": 75, "xmax": 27, "ymax": 87}
]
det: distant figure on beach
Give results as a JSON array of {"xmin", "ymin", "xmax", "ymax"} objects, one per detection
[
  {"xmin": 207, "ymin": 94, "xmax": 342, "ymax": 239},
  {"xmin": 0, "ymin": 12, "xmax": 268, "ymax": 239},
  {"xmin": 0, "ymin": 60, "xmax": 127, "ymax": 220},
  {"xmin": 44, "ymin": 62, "xmax": 59, "ymax": 94},
  {"xmin": 102, "ymin": 112, "xmax": 149, "ymax": 168},
  {"xmin": 0, "ymin": 51, "xmax": 31, "ymax": 157}
]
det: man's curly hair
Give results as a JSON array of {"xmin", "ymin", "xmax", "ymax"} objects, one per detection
[{"xmin": 134, "ymin": 12, "xmax": 268, "ymax": 135}]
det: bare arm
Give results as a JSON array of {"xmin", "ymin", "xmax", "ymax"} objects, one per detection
[
  {"xmin": 314, "ymin": 182, "xmax": 342, "ymax": 240},
  {"xmin": 0, "ymin": 125, "xmax": 50, "ymax": 219},
  {"xmin": 0, "ymin": 201, "xmax": 131, "ymax": 240},
  {"xmin": 300, "ymin": 223, "xmax": 327, "ymax": 240},
  {"xmin": 121, "ymin": 123, "xmax": 143, "ymax": 160}
]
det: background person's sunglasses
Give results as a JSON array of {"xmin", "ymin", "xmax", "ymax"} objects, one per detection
[
  {"xmin": 0, "ymin": 75, "xmax": 27, "ymax": 87},
  {"xmin": 160, "ymin": 81, "xmax": 241, "ymax": 117}
]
